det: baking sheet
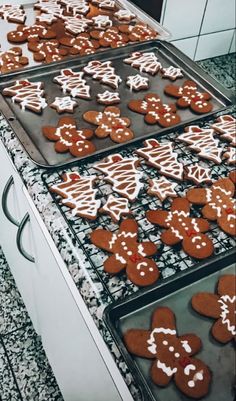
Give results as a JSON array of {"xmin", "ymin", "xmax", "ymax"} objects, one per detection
[
  {"xmin": 0, "ymin": 40, "xmax": 233, "ymax": 168},
  {"xmin": 0, "ymin": 0, "xmax": 170, "ymax": 75},
  {"xmin": 104, "ymin": 262, "xmax": 236, "ymax": 401}
]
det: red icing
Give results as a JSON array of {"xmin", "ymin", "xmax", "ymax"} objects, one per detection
[
  {"xmin": 129, "ymin": 253, "xmax": 142, "ymax": 263},
  {"xmin": 20, "ymin": 80, "xmax": 30, "ymax": 86},
  {"xmin": 64, "ymin": 69, "xmax": 73, "ymax": 76},
  {"xmin": 186, "ymin": 229, "xmax": 197, "ymax": 237},
  {"xmin": 179, "ymin": 357, "xmax": 191, "ymax": 368},
  {"xmin": 226, "ymin": 207, "xmax": 233, "ymax": 214},
  {"xmin": 112, "ymin": 155, "xmax": 122, "ymax": 163},
  {"xmin": 70, "ymin": 173, "xmax": 80, "ymax": 181}
]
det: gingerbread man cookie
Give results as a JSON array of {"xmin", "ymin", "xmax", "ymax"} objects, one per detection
[
  {"xmin": 42, "ymin": 117, "xmax": 95, "ymax": 157},
  {"xmin": 147, "ymin": 198, "xmax": 214, "ymax": 259},
  {"xmin": 0, "ymin": 47, "xmax": 28, "ymax": 74},
  {"xmin": 83, "ymin": 106, "xmax": 134, "ymax": 143},
  {"xmin": 128, "ymin": 93, "xmax": 181, "ymax": 127},
  {"xmin": 187, "ymin": 177, "xmax": 236, "ymax": 236},
  {"xmin": 59, "ymin": 33, "xmax": 100, "ymax": 56},
  {"xmin": 7, "ymin": 23, "xmax": 56, "ymax": 44},
  {"xmin": 95, "ymin": 154, "xmax": 143, "ymax": 201},
  {"xmin": 90, "ymin": 219, "xmax": 159, "ymax": 286},
  {"xmin": 124, "ymin": 307, "xmax": 211, "ymax": 398},
  {"xmin": 50, "ymin": 172, "xmax": 101, "ymax": 220},
  {"xmin": 164, "ymin": 80, "xmax": 212, "ymax": 114},
  {"xmin": 28, "ymin": 40, "xmax": 68, "ymax": 62},
  {"xmin": 192, "ymin": 275, "xmax": 236, "ymax": 343}
]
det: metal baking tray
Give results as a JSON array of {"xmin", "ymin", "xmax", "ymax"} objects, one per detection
[
  {"xmin": 0, "ymin": 40, "xmax": 234, "ymax": 168},
  {"xmin": 104, "ymin": 261, "xmax": 236, "ymax": 401},
  {"xmin": 0, "ymin": 0, "xmax": 170, "ymax": 76}
]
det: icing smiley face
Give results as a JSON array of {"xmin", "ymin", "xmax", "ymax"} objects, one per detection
[
  {"xmin": 42, "ymin": 116, "xmax": 95, "ymax": 157},
  {"xmin": 124, "ymin": 307, "xmax": 211, "ymax": 398},
  {"xmin": 90, "ymin": 219, "xmax": 159, "ymax": 286},
  {"xmin": 192, "ymin": 275, "xmax": 236, "ymax": 343},
  {"xmin": 147, "ymin": 197, "xmax": 214, "ymax": 259}
]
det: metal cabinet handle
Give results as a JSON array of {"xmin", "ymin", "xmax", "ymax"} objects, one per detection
[
  {"xmin": 16, "ymin": 213, "xmax": 35, "ymax": 263},
  {"xmin": 2, "ymin": 175, "xmax": 20, "ymax": 226}
]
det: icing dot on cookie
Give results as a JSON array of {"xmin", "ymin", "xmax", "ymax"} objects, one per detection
[
  {"xmin": 175, "ymin": 353, "xmax": 180, "ymax": 358},
  {"xmin": 202, "ymin": 242, "xmax": 206, "ymax": 246},
  {"xmin": 127, "ymin": 251, "xmax": 132, "ymax": 256},
  {"xmin": 169, "ymin": 346, "xmax": 174, "ymax": 352},
  {"xmin": 149, "ymin": 267, "xmax": 154, "ymax": 272},
  {"xmin": 121, "ymin": 242, "xmax": 125, "ymax": 246},
  {"xmin": 163, "ymin": 340, "xmax": 168, "ymax": 345},
  {"xmin": 140, "ymin": 271, "xmax": 145, "ymax": 276},
  {"xmin": 188, "ymin": 380, "xmax": 195, "ymax": 388},
  {"xmin": 230, "ymin": 224, "xmax": 234, "ymax": 228}
]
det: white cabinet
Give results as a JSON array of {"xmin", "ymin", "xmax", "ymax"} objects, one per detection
[{"xmin": 0, "ymin": 139, "xmax": 133, "ymax": 401}]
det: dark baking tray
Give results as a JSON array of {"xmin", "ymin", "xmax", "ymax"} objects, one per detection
[
  {"xmin": 0, "ymin": 40, "xmax": 234, "ymax": 168},
  {"xmin": 104, "ymin": 257, "xmax": 236, "ymax": 401}
]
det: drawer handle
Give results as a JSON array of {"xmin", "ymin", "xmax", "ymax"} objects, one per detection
[
  {"xmin": 16, "ymin": 213, "xmax": 35, "ymax": 263},
  {"xmin": 2, "ymin": 175, "xmax": 19, "ymax": 226}
]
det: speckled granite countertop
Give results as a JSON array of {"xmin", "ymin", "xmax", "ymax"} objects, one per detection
[{"xmin": 0, "ymin": 53, "xmax": 235, "ymax": 400}]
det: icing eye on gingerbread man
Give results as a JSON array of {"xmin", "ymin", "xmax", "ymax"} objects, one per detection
[
  {"xmin": 42, "ymin": 116, "xmax": 95, "ymax": 157},
  {"xmin": 90, "ymin": 219, "xmax": 159, "ymax": 287},
  {"xmin": 83, "ymin": 106, "xmax": 134, "ymax": 143},
  {"xmin": 187, "ymin": 177, "xmax": 236, "ymax": 236},
  {"xmin": 128, "ymin": 93, "xmax": 181, "ymax": 127},
  {"xmin": 124, "ymin": 307, "xmax": 211, "ymax": 399},
  {"xmin": 164, "ymin": 80, "xmax": 213, "ymax": 114},
  {"xmin": 192, "ymin": 275, "xmax": 236, "ymax": 343},
  {"xmin": 146, "ymin": 197, "xmax": 214, "ymax": 259}
]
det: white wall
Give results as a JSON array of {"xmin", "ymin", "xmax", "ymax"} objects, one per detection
[{"xmin": 161, "ymin": 0, "xmax": 236, "ymax": 60}]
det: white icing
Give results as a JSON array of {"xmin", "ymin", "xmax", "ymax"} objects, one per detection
[
  {"xmin": 0, "ymin": 4, "xmax": 26, "ymax": 23},
  {"xmin": 184, "ymin": 364, "xmax": 196, "ymax": 376},
  {"xmin": 92, "ymin": 0, "xmax": 115, "ymax": 9},
  {"xmin": 115, "ymin": 253, "xmax": 126, "ymax": 264},
  {"xmin": 148, "ymin": 176, "xmax": 177, "ymax": 201},
  {"xmin": 50, "ymin": 96, "xmax": 77, "ymax": 112},
  {"xmin": 84, "ymin": 60, "xmax": 121, "ymax": 89},
  {"xmin": 50, "ymin": 173, "xmax": 101, "ymax": 218},
  {"xmin": 97, "ymin": 91, "xmax": 120, "ymax": 104},
  {"xmin": 218, "ymin": 295, "xmax": 236, "ymax": 335},
  {"xmin": 186, "ymin": 164, "xmax": 212, "ymax": 184},
  {"xmin": 124, "ymin": 52, "xmax": 162, "ymax": 75},
  {"xmin": 114, "ymin": 9, "xmax": 136, "ymax": 20},
  {"xmin": 171, "ymin": 227, "xmax": 183, "ymax": 240},
  {"xmin": 35, "ymin": 0, "xmax": 63, "ymax": 17},
  {"xmin": 188, "ymin": 370, "xmax": 204, "ymax": 388},
  {"xmin": 161, "ymin": 66, "xmax": 183, "ymax": 80},
  {"xmin": 157, "ymin": 360, "xmax": 177, "ymax": 376},
  {"xmin": 92, "ymin": 15, "xmax": 112, "ymax": 29},
  {"xmin": 137, "ymin": 245, "xmax": 146, "ymax": 257},
  {"xmin": 181, "ymin": 340, "xmax": 192, "ymax": 353},
  {"xmin": 54, "ymin": 69, "xmax": 90, "ymax": 99},
  {"xmin": 62, "ymin": 15, "xmax": 92, "ymax": 34},
  {"xmin": 61, "ymin": 0, "xmax": 90, "ymax": 15},
  {"xmin": 212, "ymin": 115, "xmax": 236, "ymax": 146},
  {"xmin": 95, "ymin": 154, "xmax": 143, "ymax": 201},
  {"xmin": 4, "ymin": 79, "xmax": 47, "ymax": 112},
  {"xmin": 101, "ymin": 194, "xmax": 130, "ymax": 222},
  {"xmin": 126, "ymin": 74, "xmax": 149, "ymax": 91}
]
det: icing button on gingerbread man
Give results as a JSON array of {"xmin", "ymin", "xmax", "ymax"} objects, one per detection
[
  {"xmin": 164, "ymin": 80, "xmax": 212, "ymax": 114},
  {"xmin": 124, "ymin": 307, "xmax": 211, "ymax": 399},
  {"xmin": 42, "ymin": 117, "xmax": 95, "ymax": 157},
  {"xmin": 90, "ymin": 219, "xmax": 159, "ymax": 287},
  {"xmin": 192, "ymin": 275, "xmax": 236, "ymax": 343},
  {"xmin": 187, "ymin": 177, "xmax": 236, "ymax": 236},
  {"xmin": 146, "ymin": 198, "xmax": 214, "ymax": 259}
]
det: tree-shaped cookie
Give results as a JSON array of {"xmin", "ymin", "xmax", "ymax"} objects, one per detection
[
  {"xmin": 50, "ymin": 172, "xmax": 101, "ymax": 220},
  {"xmin": 164, "ymin": 80, "xmax": 212, "ymax": 114},
  {"xmin": 83, "ymin": 106, "xmax": 134, "ymax": 143},
  {"xmin": 128, "ymin": 93, "xmax": 181, "ymax": 127},
  {"xmin": 94, "ymin": 154, "xmax": 143, "ymax": 201},
  {"xmin": 124, "ymin": 307, "xmax": 211, "ymax": 399},
  {"xmin": 211, "ymin": 115, "xmax": 236, "ymax": 147},
  {"xmin": 146, "ymin": 198, "xmax": 214, "ymax": 259},
  {"xmin": 192, "ymin": 275, "xmax": 236, "ymax": 343},
  {"xmin": 187, "ymin": 177, "xmax": 236, "ymax": 236},
  {"xmin": 90, "ymin": 219, "xmax": 159, "ymax": 286},
  {"xmin": 42, "ymin": 117, "xmax": 95, "ymax": 157}
]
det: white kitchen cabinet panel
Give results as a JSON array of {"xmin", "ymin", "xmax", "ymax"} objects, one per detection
[
  {"xmin": 229, "ymin": 31, "xmax": 236, "ymax": 53},
  {"xmin": 162, "ymin": 0, "xmax": 206, "ymax": 40},
  {"xmin": 195, "ymin": 29, "xmax": 234, "ymax": 60},
  {"xmin": 201, "ymin": 0, "xmax": 236, "ymax": 34},
  {"xmin": 171, "ymin": 36, "xmax": 198, "ymax": 60}
]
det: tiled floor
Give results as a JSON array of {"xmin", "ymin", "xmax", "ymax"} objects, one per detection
[{"xmin": 0, "ymin": 52, "xmax": 235, "ymax": 401}]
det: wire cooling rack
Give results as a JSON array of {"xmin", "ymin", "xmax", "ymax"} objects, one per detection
[{"xmin": 42, "ymin": 110, "xmax": 236, "ymax": 302}]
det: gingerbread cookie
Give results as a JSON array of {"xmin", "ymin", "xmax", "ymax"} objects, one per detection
[
  {"xmin": 92, "ymin": 15, "xmax": 112, "ymax": 30},
  {"xmin": 0, "ymin": 47, "xmax": 28, "ymax": 74},
  {"xmin": 96, "ymin": 91, "xmax": 120, "ymax": 105},
  {"xmin": 124, "ymin": 51, "xmax": 162, "ymax": 75},
  {"xmin": 95, "ymin": 154, "xmax": 143, "ymax": 201},
  {"xmin": 50, "ymin": 96, "xmax": 78, "ymax": 113},
  {"xmin": 223, "ymin": 147, "xmax": 236, "ymax": 165},
  {"xmin": 42, "ymin": 117, "xmax": 95, "ymax": 157},
  {"xmin": 114, "ymin": 9, "xmax": 136, "ymax": 22},
  {"xmin": 185, "ymin": 165, "xmax": 212, "ymax": 185},
  {"xmin": 0, "ymin": 5, "xmax": 26, "ymax": 24},
  {"xmin": 34, "ymin": 0, "xmax": 64, "ymax": 17},
  {"xmin": 128, "ymin": 93, "xmax": 181, "ymax": 127},
  {"xmin": 60, "ymin": 0, "xmax": 90, "ymax": 15},
  {"xmin": 192, "ymin": 275, "xmax": 236, "ymax": 343},
  {"xmin": 99, "ymin": 194, "xmax": 131, "ymax": 222},
  {"xmin": 59, "ymin": 33, "xmax": 100, "ymax": 55},
  {"xmin": 28, "ymin": 40, "xmax": 68, "ymax": 62},
  {"xmin": 161, "ymin": 65, "xmax": 183, "ymax": 81},
  {"xmin": 229, "ymin": 170, "xmax": 236, "ymax": 184},
  {"xmin": 53, "ymin": 68, "xmax": 91, "ymax": 99},
  {"xmin": 90, "ymin": 219, "xmax": 159, "ymax": 286},
  {"xmin": 211, "ymin": 115, "xmax": 236, "ymax": 147},
  {"xmin": 50, "ymin": 172, "xmax": 101, "ymax": 220},
  {"xmin": 84, "ymin": 60, "xmax": 122, "ymax": 89},
  {"xmin": 187, "ymin": 177, "xmax": 236, "ymax": 236},
  {"xmin": 124, "ymin": 307, "xmax": 211, "ymax": 398},
  {"xmin": 3, "ymin": 79, "xmax": 47, "ymax": 113},
  {"xmin": 164, "ymin": 80, "xmax": 212, "ymax": 114},
  {"xmin": 147, "ymin": 198, "xmax": 214, "ymax": 259},
  {"xmin": 62, "ymin": 15, "xmax": 92, "ymax": 35},
  {"xmin": 127, "ymin": 23, "xmax": 157, "ymax": 42},
  {"xmin": 92, "ymin": 28, "xmax": 129, "ymax": 49},
  {"xmin": 7, "ymin": 23, "xmax": 57, "ymax": 44},
  {"xmin": 35, "ymin": 13, "xmax": 57, "ymax": 25},
  {"xmin": 136, "ymin": 138, "xmax": 184, "ymax": 181},
  {"xmin": 147, "ymin": 177, "xmax": 178, "ymax": 202},
  {"xmin": 178, "ymin": 126, "xmax": 222, "ymax": 164},
  {"xmin": 83, "ymin": 106, "xmax": 134, "ymax": 143},
  {"xmin": 126, "ymin": 74, "xmax": 149, "ymax": 91},
  {"xmin": 91, "ymin": 0, "xmax": 115, "ymax": 10}
]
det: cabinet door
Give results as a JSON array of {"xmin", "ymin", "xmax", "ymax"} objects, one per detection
[
  {"xmin": 21, "ymin": 187, "xmax": 132, "ymax": 401},
  {"xmin": 0, "ymin": 140, "xmax": 39, "ymax": 331}
]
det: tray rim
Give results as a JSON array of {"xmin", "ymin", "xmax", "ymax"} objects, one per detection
[
  {"xmin": 103, "ymin": 247, "xmax": 236, "ymax": 401},
  {"xmin": 0, "ymin": 40, "xmax": 234, "ymax": 169}
]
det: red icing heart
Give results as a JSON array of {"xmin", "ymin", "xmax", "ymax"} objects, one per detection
[
  {"xmin": 150, "ymin": 140, "xmax": 159, "ymax": 148},
  {"xmin": 186, "ymin": 229, "xmax": 197, "ymax": 237},
  {"xmin": 129, "ymin": 253, "xmax": 142, "ymax": 263}
]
